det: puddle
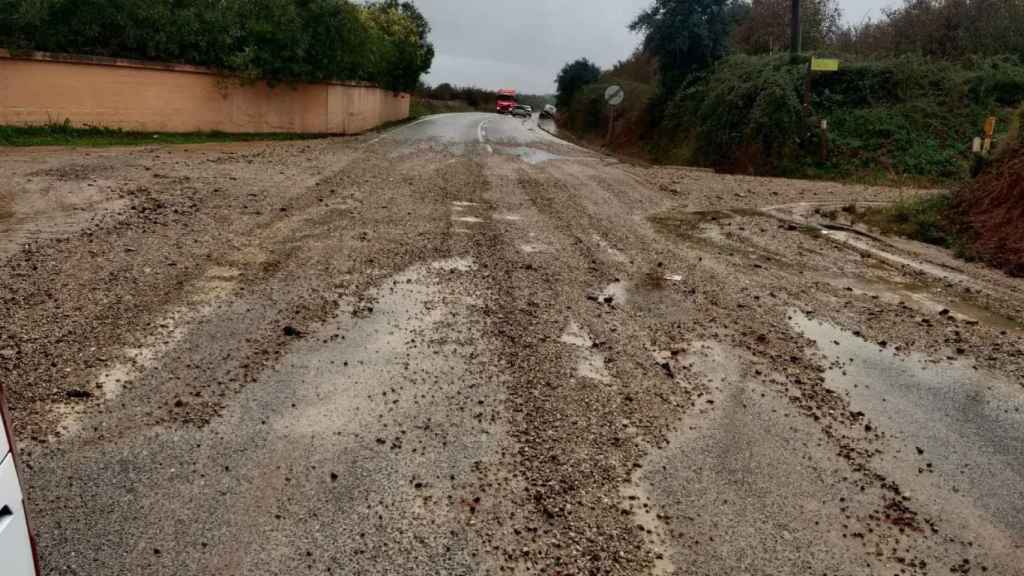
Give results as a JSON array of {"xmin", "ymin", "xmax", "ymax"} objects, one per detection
[
  {"xmin": 493, "ymin": 213, "xmax": 523, "ymax": 222},
  {"xmin": 663, "ymin": 274, "xmax": 683, "ymax": 282},
  {"xmin": 558, "ymin": 321, "xmax": 610, "ymax": 382},
  {"xmin": 450, "ymin": 201, "xmax": 481, "ymax": 207},
  {"xmin": 519, "ymin": 243, "xmax": 548, "ymax": 254},
  {"xmin": 790, "ymin": 310, "xmax": 1024, "ymax": 535},
  {"xmin": 599, "ymin": 281, "xmax": 629, "ymax": 306},
  {"xmin": 452, "ymin": 216, "xmax": 484, "ymax": 223},
  {"xmin": 430, "ymin": 256, "xmax": 477, "ymax": 272},
  {"xmin": 823, "ymin": 230, "xmax": 971, "ymax": 285},
  {"xmin": 495, "ymin": 146, "xmax": 563, "ymax": 165},
  {"xmin": 826, "ymin": 275, "xmax": 1022, "ymax": 333}
]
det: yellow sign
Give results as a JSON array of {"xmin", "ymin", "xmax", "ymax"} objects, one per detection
[
  {"xmin": 810, "ymin": 58, "xmax": 840, "ymax": 72},
  {"xmin": 983, "ymin": 116, "xmax": 997, "ymax": 138}
]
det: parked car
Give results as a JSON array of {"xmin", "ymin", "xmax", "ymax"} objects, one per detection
[
  {"xmin": 540, "ymin": 104, "xmax": 557, "ymax": 119},
  {"xmin": 0, "ymin": 382, "xmax": 40, "ymax": 575},
  {"xmin": 510, "ymin": 105, "xmax": 531, "ymax": 118}
]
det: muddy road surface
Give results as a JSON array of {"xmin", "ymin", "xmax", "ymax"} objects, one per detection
[{"xmin": 2, "ymin": 113, "xmax": 1023, "ymax": 575}]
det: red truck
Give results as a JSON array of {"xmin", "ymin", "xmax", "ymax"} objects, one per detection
[{"xmin": 496, "ymin": 89, "xmax": 517, "ymax": 114}]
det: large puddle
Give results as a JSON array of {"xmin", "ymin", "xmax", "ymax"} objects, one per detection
[{"xmin": 791, "ymin": 310, "xmax": 1024, "ymax": 538}]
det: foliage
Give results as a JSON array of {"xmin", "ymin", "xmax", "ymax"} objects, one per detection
[
  {"xmin": 564, "ymin": 80, "xmax": 657, "ymax": 140},
  {"xmin": 854, "ymin": 193, "xmax": 958, "ymax": 248},
  {"xmin": 410, "ymin": 99, "xmax": 474, "ymax": 118},
  {"xmin": 630, "ymin": 0, "xmax": 740, "ymax": 98},
  {"xmin": 832, "ymin": 0, "xmax": 1024, "ymax": 59},
  {"xmin": 651, "ymin": 54, "xmax": 1024, "ymax": 179},
  {"xmin": 556, "ymin": 58, "xmax": 602, "ymax": 109},
  {"xmin": 0, "ymin": 120, "xmax": 321, "ymax": 147},
  {"xmin": 732, "ymin": 0, "xmax": 842, "ymax": 53},
  {"xmin": 415, "ymin": 83, "xmax": 554, "ymax": 112},
  {"xmin": 0, "ymin": 0, "xmax": 433, "ymax": 91},
  {"xmin": 605, "ymin": 49, "xmax": 659, "ymax": 86}
]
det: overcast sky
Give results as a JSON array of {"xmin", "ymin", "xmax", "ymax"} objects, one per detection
[{"xmin": 417, "ymin": 0, "xmax": 899, "ymax": 94}]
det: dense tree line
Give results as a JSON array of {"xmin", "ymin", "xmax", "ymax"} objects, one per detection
[
  {"xmin": 0, "ymin": 0, "xmax": 434, "ymax": 91},
  {"xmin": 554, "ymin": 0, "xmax": 1024, "ymax": 179},
  {"xmin": 416, "ymin": 83, "xmax": 554, "ymax": 111}
]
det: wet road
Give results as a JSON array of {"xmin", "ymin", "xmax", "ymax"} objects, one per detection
[{"xmin": 4, "ymin": 113, "xmax": 1024, "ymax": 575}]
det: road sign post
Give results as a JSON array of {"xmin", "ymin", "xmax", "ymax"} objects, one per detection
[{"xmin": 604, "ymin": 85, "xmax": 624, "ymax": 145}]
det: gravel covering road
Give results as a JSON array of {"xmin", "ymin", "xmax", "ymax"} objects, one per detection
[{"xmin": 2, "ymin": 113, "xmax": 1022, "ymax": 575}]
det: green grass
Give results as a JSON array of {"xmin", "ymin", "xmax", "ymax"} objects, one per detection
[
  {"xmin": 853, "ymin": 193, "xmax": 962, "ymax": 248},
  {"xmin": 0, "ymin": 121, "xmax": 325, "ymax": 148}
]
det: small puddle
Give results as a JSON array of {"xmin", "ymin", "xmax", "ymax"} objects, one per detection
[
  {"xmin": 599, "ymin": 281, "xmax": 629, "ymax": 306},
  {"xmin": 558, "ymin": 321, "xmax": 610, "ymax": 382},
  {"xmin": 430, "ymin": 256, "xmax": 477, "ymax": 272},
  {"xmin": 826, "ymin": 275, "xmax": 1022, "ymax": 333},
  {"xmin": 790, "ymin": 310, "xmax": 1024, "ymax": 535},
  {"xmin": 496, "ymin": 146, "xmax": 563, "ymax": 165},
  {"xmin": 519, "ymin": 243, "xmax": 548, "ymax": 254},
  {"xmin": 452, "ymin": 216, "xmax": 484, "ymax": 223},
  {"xmin": 823, "ymin": 230, "xmax": 971, "ymax": 285}
]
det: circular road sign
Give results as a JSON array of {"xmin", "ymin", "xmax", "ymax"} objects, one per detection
[{"xmin": 605, "ymin": 85, "xmax": 625, "ymax": 107}]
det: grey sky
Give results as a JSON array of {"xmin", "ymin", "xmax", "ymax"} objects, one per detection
[{"xmin": 417, "ymin": 0, "xmax": 900, "ymax": 94}]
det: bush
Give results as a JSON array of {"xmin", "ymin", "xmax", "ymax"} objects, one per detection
[
  {"xmin": 0, "ymin": 0, "xmax": 433, "ymax": 91},
  {"xmin": 654, "ymin": 53, "xmax": 1024, "ymax": 179}
]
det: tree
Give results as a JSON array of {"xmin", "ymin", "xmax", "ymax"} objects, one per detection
[
  {"xmin": 556, "ymin": 58, "xmax": 601, "ymax": 108},
  {"xmin": 732, "ymin": 0, "xmax": 842, "ymax": 54},
  {"xmin": 630, "ymin": 0, "xmax": 738, "ymax": 97}
]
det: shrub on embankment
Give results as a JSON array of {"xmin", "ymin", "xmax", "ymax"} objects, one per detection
[
  {"xmin": 0, "ymin": 0, "xmax": 433, "ymax": 92},
  {"xmin": 654, "ymin": 54, "xmax": 1024, "ymax": 180},
  {"xmin": 563, "ymin": 53, "xmax": 1024, "ymax": 182},
  {"xmin": 853, "ymin": 141, "xmax": 1024, "ymax": 276}
]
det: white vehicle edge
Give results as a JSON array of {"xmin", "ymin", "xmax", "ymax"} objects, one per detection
[{"xmin": 0, "ymin": 382, "xmax": 40, "ymax": 576}]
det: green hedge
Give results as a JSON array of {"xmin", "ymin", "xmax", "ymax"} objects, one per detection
[
  {"xmin": 656, "ymin": 54, "xmax": 1024, "ymax": 180},
  {"xmin": 0, "ymin": 0, "xmax": 433, "ymax": 92}
]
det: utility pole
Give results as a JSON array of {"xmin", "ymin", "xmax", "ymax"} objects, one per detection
[{"xmin": 791, "ymin": 0, "xmax": 802, "ymax": 54}]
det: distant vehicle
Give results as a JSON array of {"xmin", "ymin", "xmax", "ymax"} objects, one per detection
[
  {"xmin": 540, "ymin": 104, "xmax": 556, "ymax": 119},
  {"xmin": 0, "ymin": 382, "xmax": 40, "ymax": 575},
  {"xmin": 510, "ymin": 105, "xmax": 531, "ymax": 118},
  {"xmin": 496, "ymin": 89, "xmax": 517, "ymax": 114}
]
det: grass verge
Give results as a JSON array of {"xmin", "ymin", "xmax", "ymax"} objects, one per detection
[{"xmin": 0, "ymin": 122, "xmax": 325, "ymax": 148}]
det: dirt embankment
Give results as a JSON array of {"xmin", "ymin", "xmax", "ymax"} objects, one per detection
[{"xmin": 955, "ymin": 146, "xmax": 1024, "ymax": 276}]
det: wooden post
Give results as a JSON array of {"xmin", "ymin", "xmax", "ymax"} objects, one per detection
[
  {"xmin": 820, "ymin": 119, "xmax": 829, "ymax": 163},
  {"xmin": 607, "ymin": 105, "xmax": 614, "ymax": 145}
]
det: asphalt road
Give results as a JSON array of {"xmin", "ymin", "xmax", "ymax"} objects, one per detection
[{"xmin": 3, "ymin": 113, "xmax": 1023, "ymax": 575}]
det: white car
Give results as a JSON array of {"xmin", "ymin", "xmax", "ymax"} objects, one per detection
[{"xmin": 0, "ymin": 383, "xmax": 39, "ymax": 575}]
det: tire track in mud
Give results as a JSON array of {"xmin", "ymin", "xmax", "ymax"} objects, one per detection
[{"xmin": 461, "ymin": 154, "xmax": 1001, "ymax": 574}]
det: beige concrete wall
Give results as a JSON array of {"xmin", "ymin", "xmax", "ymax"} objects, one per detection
[{"xmin": 0, "ymin": 51, "xmax": 409, "ymax": 134}]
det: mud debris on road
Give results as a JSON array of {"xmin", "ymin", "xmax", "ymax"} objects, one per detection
[{"xmin": 2, "ymin": 114, "xmax": 1022, "ymax": 575}]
